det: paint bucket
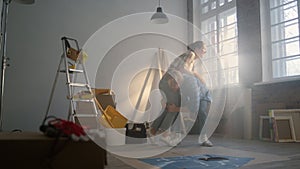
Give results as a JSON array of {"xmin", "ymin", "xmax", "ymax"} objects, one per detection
[{"xmin": 105, "ymin": 128, "xmax": 126, "ymax": 146}]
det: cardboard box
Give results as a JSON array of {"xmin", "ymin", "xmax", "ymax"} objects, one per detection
[
  {"xmin": 0, "ymin": 132, "xmax": 106, "ymax": 169},
  {"xmin": 92, "ymin": 88, "xmax": 128, "ymax": 128},
  {"xmin": 92, "ymin": 88, "xmax": 116, "ymax": 110},
  {"xmin": 96, "ymin": 95, "xmax": 116, "ymax": 109}
]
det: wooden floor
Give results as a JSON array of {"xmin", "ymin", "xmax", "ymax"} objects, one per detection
[{"xmin": 104, "ymin": 134, "xmax": 300, "ymax": 169}]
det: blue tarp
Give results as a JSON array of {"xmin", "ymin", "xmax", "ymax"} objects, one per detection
[{"xmin": 140, "ymin": 154, "xmax": 254, "ymax": 169}]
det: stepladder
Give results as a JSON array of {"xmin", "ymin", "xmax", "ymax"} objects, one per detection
[{"xmin": 45, "ymin": 37, "xmax": 102, "ymax": 130}]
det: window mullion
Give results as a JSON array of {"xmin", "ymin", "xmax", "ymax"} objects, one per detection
[
  {"xmin": 273, "ymin": 54, "xmax": 300, "ymax": 61},
  {"xmin": 297, "ymin": 0, "xmax": 300, "ymax": 54},
  {"xmin": 216, "ymin": 15, "xmax": 221, "ymax": 55},
  {"xmin": 216, "ymin": 13, "xmax": 223, "ymax": 86},
  {"xmin": 270, "ymin": 0, "xmax": 297, "ymax": 11}
]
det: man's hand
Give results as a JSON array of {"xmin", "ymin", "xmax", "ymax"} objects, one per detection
[{"xmin": 167, "ymin": 103, "xmax": 179, "ymax": 113}]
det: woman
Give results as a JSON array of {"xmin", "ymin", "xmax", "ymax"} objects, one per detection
[{"xmin": 170, "ymin": 41, "xmax": 213, "ymax": 147}]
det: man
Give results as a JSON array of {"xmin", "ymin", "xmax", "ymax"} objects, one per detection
[
  {"xmin": 166, "ymin": 41, "xmax": 213, "ymax": 147},
  {"xmin": 149, "ymin": 69, "xmax": 201, "ymax": 146}
]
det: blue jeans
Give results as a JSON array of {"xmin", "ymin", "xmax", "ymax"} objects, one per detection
[{"xmin": 198, "ymin": 100, "xmax": 210, "ymax": 132}]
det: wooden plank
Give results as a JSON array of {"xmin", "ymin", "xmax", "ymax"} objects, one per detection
[
  {"xmin": 269, "ymin": 109, "xmax": 300, "ymax": 142},
  {"xmin": 273, "ymin": 116, "xmax": 296, "ymax": 143}
]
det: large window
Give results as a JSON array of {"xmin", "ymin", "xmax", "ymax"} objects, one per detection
[
  {"xmin": 269, "ymin": 0, "xmax": 300, "ymax": 79},
  {"xmin": 198, "ymin": 0, "xmax": 238, "ymax": 87}
]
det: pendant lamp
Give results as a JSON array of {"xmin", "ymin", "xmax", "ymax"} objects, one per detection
[{"xmin": 151, "ymin": 0, "xmax": 168, "ymax": 24}]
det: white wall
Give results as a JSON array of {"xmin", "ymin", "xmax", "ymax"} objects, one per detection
[{"xmin": 2, "ymin": 0, "xmax": 187, "ymax": 131}]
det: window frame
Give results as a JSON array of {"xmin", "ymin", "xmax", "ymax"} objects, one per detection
[
  {"xmin": 260, "ymin": 0, "xmax": 300, "ymax": 83},
  {"xmin": 194, "ymin": 0, "xmax": 238, "ymax": 88}
]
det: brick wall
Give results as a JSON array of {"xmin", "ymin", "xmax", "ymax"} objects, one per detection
[
  {"xmin": 251, "ymin": 80, "xmax": 300, "ymax": 138},
  {"xmin": 214, "ymin": 86, "xmax": 252, "ymax": 139}
]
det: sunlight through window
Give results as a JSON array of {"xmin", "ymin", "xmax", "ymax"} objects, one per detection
[
  {"xmin": 199, "ymin": 0, "xmax": 238, "ymax": 87},
  {"xmin": 270, "ymin": 0, "xmax": 300, "ymax": 78}
]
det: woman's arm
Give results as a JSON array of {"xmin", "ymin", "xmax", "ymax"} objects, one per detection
[{"xmin": 193, "ymin": 72, "xmax": 206, "ymax": 85}]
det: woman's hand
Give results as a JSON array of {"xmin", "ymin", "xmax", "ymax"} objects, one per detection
[{"xmin": 193, "ymin": 72, "xmax": 206, "ymax": 85}]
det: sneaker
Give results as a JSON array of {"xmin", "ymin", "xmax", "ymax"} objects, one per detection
[
  {"xmin": 147, "ymin": 136, "xmax": 157, "ymax": 144},
  {"xmin": 147, "ymin": 130, "xmax": 157, "ymax": 145},
  {"xmin": 199, "ymin": 140, "xmax": 213, "ymax": 147}
]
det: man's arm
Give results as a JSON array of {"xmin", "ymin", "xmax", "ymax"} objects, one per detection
[{"xmin": 167, "ymin": 103, "xmax": 190, "ymax": 113}]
